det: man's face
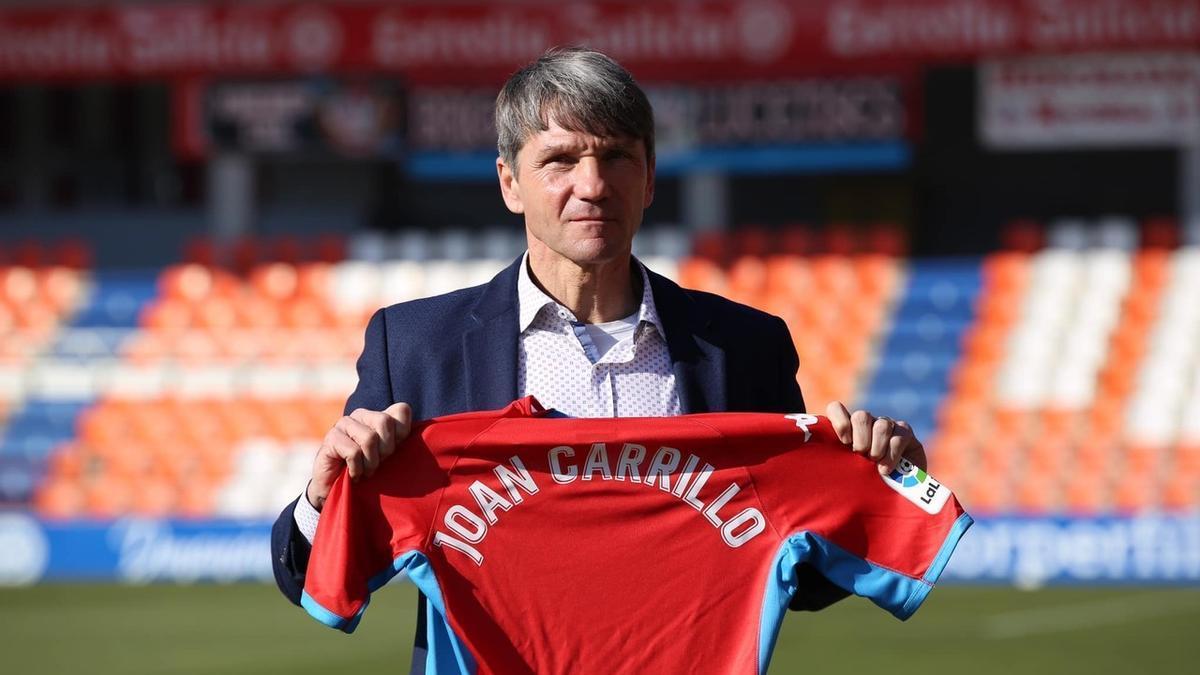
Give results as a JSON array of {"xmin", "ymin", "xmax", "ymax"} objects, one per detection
[{"xmin": 497, "ymin": 118, "xmax": 655, "ymax": 267}]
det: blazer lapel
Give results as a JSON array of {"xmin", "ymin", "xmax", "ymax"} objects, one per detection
[
  {"xmin": 647, "ymin": 269, "xmax": 726, "ymax": 414},
  {"xmin": 463, "ymin": 257, "xmax": 522, "ymax": 412}
]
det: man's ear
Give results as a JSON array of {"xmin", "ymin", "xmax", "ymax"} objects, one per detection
[
  {"xmin": 643, "ymin": 153, "xmax": 656, "ymax": 208},
  {"xmin": 497, "ymin": 156, "xmax": 525, "ymax": 214}
]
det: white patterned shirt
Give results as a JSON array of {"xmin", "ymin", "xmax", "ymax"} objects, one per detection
[
  {"xmin": 516, "ymin": 253, "xmax": 680, "ymax": 418},
  {"xmin": 295, "ymin": 254, "xmax": 680, "ymax": 542}
]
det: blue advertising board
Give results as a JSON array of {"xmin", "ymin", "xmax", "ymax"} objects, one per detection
[
  {"xmin": 943, "ymin": 514, "xmax": 1200, "ymax": 587},
  {"xmin": 1, "ymin": 513, "xmax": 1197, "ymax": 586}
]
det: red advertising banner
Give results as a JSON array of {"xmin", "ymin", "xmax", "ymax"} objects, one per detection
[{"xmin": 0, "ymin": 0, "xmax": 1196, "ymax": 82}]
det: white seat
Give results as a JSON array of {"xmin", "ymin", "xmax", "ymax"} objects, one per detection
[
  {"xmin": 329, "ymin": 261, "xmax": 382, "ymax": 311},
  {"xmin": 392, "ymin": 230, "xmax": 437, "ymax": 261},
  {"xmin": 1093, "ymin": 215, "xmax": 1138, "ymax": 250},
  {"xmin": 347, "ymin": 231, "xmax": 390, "ymax": 263},
  {"xmin": 1046, "ymin": 218, "xmax": 1090, "ymax": 250},
  {"xmin": 440, "ymin": 229, "xmax": 476, "ymax": 261},
  {"xmin": 380, "ymin": 260, "xmax": 427, "ymax": 303}
]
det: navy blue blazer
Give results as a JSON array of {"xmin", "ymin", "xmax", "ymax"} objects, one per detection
[{"xmin": 271, "ymin": 257, "xmax": 846, "ymax": 638}]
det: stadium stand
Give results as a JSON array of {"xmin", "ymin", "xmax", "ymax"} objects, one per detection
[{"xmin": 4, "ymin": 222, "xmax": 1197, "ymax": 521}]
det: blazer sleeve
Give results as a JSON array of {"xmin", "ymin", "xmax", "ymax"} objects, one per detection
[
  {"xmin": 772, "ymin": 315, "xmax": 805, "ymax": 414},
  {"xmin": 271, "ymin": 308, "xmax": 395, "ymax": 606}
]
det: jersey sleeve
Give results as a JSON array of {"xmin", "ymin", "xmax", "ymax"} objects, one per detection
[
  {"xmin": 300, "ymin": 426, "xmax": 449, "ymax": 634},
  {"xmin": 747, "ymin": 415, "xmax": 972, "ymax": 621}
]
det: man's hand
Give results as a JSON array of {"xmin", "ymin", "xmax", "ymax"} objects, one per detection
[
  {"xmin": 306, "ymin": 402, "xmax": 413, "ymax": 512},
  {"xmin": 825, "ymin": 402, "xmax": 927, "ymax": 475}
]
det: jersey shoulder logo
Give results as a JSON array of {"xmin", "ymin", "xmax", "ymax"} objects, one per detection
[
  {"xmin": 783, "ymin": 413, "xmax": 818, "ymax": 441},
  {"xmin": 881, "ymin": 457, "xmax": 951, "ymax": 515}
]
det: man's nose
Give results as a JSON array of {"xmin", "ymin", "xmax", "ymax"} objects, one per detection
[{"xmin": 573, "ymin": 158, "xmax": 609, "ymax": 201}]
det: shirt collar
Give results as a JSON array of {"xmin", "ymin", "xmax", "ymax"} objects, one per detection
[{"xmin": 516, "ymin": 251, "xmax": 666, "ymax": 338}]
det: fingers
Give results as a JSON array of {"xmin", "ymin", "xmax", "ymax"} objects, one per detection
[
  {"xmin": 319, "ymin": 404, "xmax": 412, "ymax": 485},
  {"xmin": 382, "ymin": 402, "xmax": 413, "ymax": 455},
  {"xmin": 871, "ymin": 416, "xmax": 894, "ymax": 464},
  {"xmin": 825, "ymin": 401, "xmax": 853, "ymax": 444},
  {"xmin": 829, "ymin": 405, "xmax": 928, "ymax": 475},
  {"xmin": 850, "ymin": 409, "xmax": 875, "ymax": 454},
  {"xmin": 322, "ymin": 426, "xmax": 368, "ymax": 480},
  {"xmin": 894, "ymin": 420, "xmax": 928, "ymax": 471},
  {"xmin": 337, "ymin": 415, "xmax": 382, "ymax": 474}
]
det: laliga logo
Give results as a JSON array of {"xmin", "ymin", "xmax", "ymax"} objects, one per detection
[
  {"xmin": 888, "ymin": 458, "xmax": 929, "ymax": 488},
  {"xmin": 883, "ymin": 457, "xmax": 950, "ymax": 515}
]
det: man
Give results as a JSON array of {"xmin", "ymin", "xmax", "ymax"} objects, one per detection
[{"xmin": 272, "ymin": 46, "xmax": 925, "ymax": 670}]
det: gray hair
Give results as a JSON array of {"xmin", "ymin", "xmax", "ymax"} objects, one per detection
[{"xmin": 495, "ymin": 46, "xmax": 655, "ymax": 171}]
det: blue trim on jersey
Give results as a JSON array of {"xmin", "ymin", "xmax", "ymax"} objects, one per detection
[
  {"xmin": 300, "ymin": 591, "xmax": 350, "ymax": 630},
  {"xmin": 301, "ymin": 551, "xmax": 478, "ymax": 674},
  {"xmin": 756, "ymin": 514, "xmax": 973, "ymax": 674},
  {"xmin": 900, "ymin": 512, "xmax": 974, "ymax": 617}
]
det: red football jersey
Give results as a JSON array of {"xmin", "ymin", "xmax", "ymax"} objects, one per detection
[{"xmin": 302, "ymin": 397, "xmax": 971, "ymax": 675}]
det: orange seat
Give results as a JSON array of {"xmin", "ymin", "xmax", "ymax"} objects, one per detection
[
  {"xmin": 250, "ymin": 262, "xmax": 300, "ymax": 301},
  {"xmin": 1172, "ymin": 443, "xmax": 1200, "ymax": 476},
  {"xmin": 281, "ymin": 297, "xmax": 333, "ymax": 330},
  {"xmin": 84, "ymin": 474, "xmax": 135, "ymax": 518},
  {"xmin": 1040, "ymin": 408, "xmax": 1079, "ymax": 437},
  {"xmin": 141, "ymin": 298, "xmax": 194, "ymax": 333},
  {"xmin": 176, "ymin": 479, "xmax": 217, "ymax": 518},
  {"xmin": 1112, "ymin": 476, "xmax": 1156, "ymax": 512},
  {"xmin": 727, "ymin": 256, "xmax": 769, "ymax": 298},
  {"xmin": 193, "ymin": 296, "xmax": 239, "ymax": 331},
  {"xmin": 948, "ymin": 360, "xmax": 997, "ymax": 402},
  {"xmin": 47, "ymin": 441, "xmax": 85, "ymax": 479},
  {"xmin": 34, "ymin": 479, "xmax": 86, "ymax": 519},
  {"xmin": 1063, "ymin": 475, "xmax": 1107, "ymax": 514},
  {"xmin": 1132, "ymin": 250, "xmax": 1170, "ymax": 288},
  {"xmin": 981, "ymin": 251, "xmax": 1031, "ymax": 290},
  {"xmin": 764, "ymin": 256, "xmax": 813, "ymax": 298},
  {"xmin": 38, "ymin": 267, "xmax": 84, "ymax": 313},
  {"xmin": 853, "ymin": 254, "xmax": 900, "ymax": 299},
  {"xmin": 810, "ymin": 256, "xmax": 857, "ymax": 298},
  {"xmin": 1162, "ymin": 474, "xmax": 1198, "ymax": 510},
  {"xmin": 159, "ymin": 264, "xmax": 215, "ymax": 302},
  {"xmin": 296, "ymin": 263, "xmax": 332, "ymax": 301},
  {"xmin": 130, "ymin": 477, "xmax": 179, "ymax": 517},
  {"xmin": 235, "ymin": 296, "xmax": 282, "ymax": 330},
  {"xmin": 961, "ymin": 477, "xmax": 1006, "ymax": 514},
  {"xmin": 1014, "ymin": 476, "xmax": 1058, "ymax": 512},
  {"xmin": 1025, "ymin": 435, "xmax": 1070, "ymax": 475},
  {"xmin": 13, "ymin": 303, "xmax": 57, "ymax": 333}
]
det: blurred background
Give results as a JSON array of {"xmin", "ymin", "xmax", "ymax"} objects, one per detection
[{"xmin": 0, "ymin": 0, "xmax": 1197, "ymax": 673}]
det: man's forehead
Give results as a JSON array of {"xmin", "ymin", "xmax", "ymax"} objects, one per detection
[{"xmin": 524, "ymin": 119, "xmax": 639, "ymax": 154}]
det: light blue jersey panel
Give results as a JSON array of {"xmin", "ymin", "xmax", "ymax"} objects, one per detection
[
  {"xmin": 301, "ymin": 550, "xmax": 477, "ymax": 675},
  {"xmin": 757, "ymin": 513, "xmax": 973, "ymax": 674}
]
